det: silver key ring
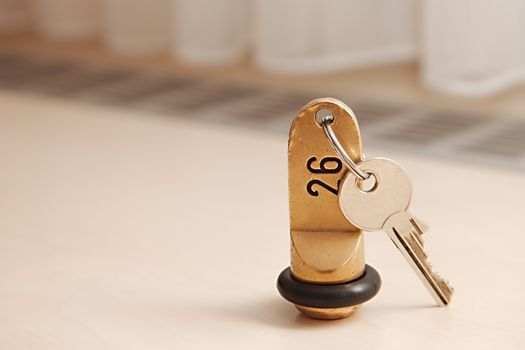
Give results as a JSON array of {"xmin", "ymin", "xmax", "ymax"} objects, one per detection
[{"xmin": 321, "ymin": 115, "xmax": 370, "ymax": 181}]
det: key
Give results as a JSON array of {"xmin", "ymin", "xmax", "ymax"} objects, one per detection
[{"xmin": 338, "ymin": 157, "xmax": 454, "ymax": 306}]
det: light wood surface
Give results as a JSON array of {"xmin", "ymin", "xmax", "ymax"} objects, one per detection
[{"xmin": 0, "ymin": 92, "xmax": 524, "ymax": 349}]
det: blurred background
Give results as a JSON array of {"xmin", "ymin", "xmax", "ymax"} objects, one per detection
[{"xmin": 1, "ymin": 0, "xmax": 525, "ymax": 170}]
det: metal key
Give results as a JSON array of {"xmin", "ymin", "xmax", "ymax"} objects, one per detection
[{"xmin": 338, "ymin": 157, "xmax": 454, "ymax": 306}]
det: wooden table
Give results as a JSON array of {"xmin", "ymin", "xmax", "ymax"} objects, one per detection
[{"xmin": 0, "ymin": 92, "xmax": 523, "ymax": 349}]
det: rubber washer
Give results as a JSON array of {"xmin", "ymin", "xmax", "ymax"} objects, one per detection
[{"xmin": 277, "ymin": 264, "xmax": 381, "ymax": 308}]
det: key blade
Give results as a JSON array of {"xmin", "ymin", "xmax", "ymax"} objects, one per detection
[
  {"xmin": 411, "ymin": 217, "xmax": 428, "ymax": 235},
  {"xmin": 403, "ymin": 229, "xmax": 454, "ymax": 304},
  {"xmin": 409, "ymin": 217, "xmax": 425, "ymax": 247},
  {"xmin": 385, "ymin": 212, "xmax": 454, "ymax": 307},
  {"xmin": 390, "ymin": 227, "xmax": 453, "ymax": 306}
]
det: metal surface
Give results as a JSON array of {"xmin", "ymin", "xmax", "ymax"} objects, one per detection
[
  {"xmin": 384, "ymin": 211, "xmax": 454, "ymax": 306},
  {"xmin": 295, "ymin": 305, "xmax": 360, "ymax": 320},
  {"xmin": 288, "ymin": 98, "xmax": 365, "ymax": 319},
  {"xmin": 338, "ymin": 158, "xmax": 411, "ymax": 231},
  {"xmin": 339, "ymin": 158, "xmax": 453, "ymax": 306}
]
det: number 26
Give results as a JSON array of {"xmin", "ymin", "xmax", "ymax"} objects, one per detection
[{"xmin": 306, "ymin": 157, "xmax": 342, "ymax": 197}]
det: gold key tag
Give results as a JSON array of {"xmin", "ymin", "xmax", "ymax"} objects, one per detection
[{"xmin": 277, "ymin": 98, "xmax": 381, "ymax": 320}]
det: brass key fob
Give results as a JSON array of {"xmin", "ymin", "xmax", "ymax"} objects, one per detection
[{"xmin": 277, "ymin": 98, "xmax": 381, "ymax": 320}]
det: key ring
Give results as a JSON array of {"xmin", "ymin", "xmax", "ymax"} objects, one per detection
[{"xmin": 321, "ymin": 115, "xmax": 370, "ymax": 181}]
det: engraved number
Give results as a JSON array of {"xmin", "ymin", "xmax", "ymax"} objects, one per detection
[{"xmin": 306, "ymin": 156, "xmax": 342, "ymax": 197}]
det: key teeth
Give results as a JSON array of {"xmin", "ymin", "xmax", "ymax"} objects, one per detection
[
  {"xmin": 434, "ymin": 272, "xmax": 454, "ymax": 294},
  {"xmin": 445, "ymin": 280, "xmax": 455, "ymax": 293},
  {"xmin": 407, "ymin": 232, "xmax": 454, "ymax": 300},
  {"xmin": 386, "ymin": 212, "xmax": 454, "ymax": 305}
]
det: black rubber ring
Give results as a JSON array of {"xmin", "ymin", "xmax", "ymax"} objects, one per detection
[{"xmin": 277, "ymin": 265, "xmax": 381, "ymax": 308}]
